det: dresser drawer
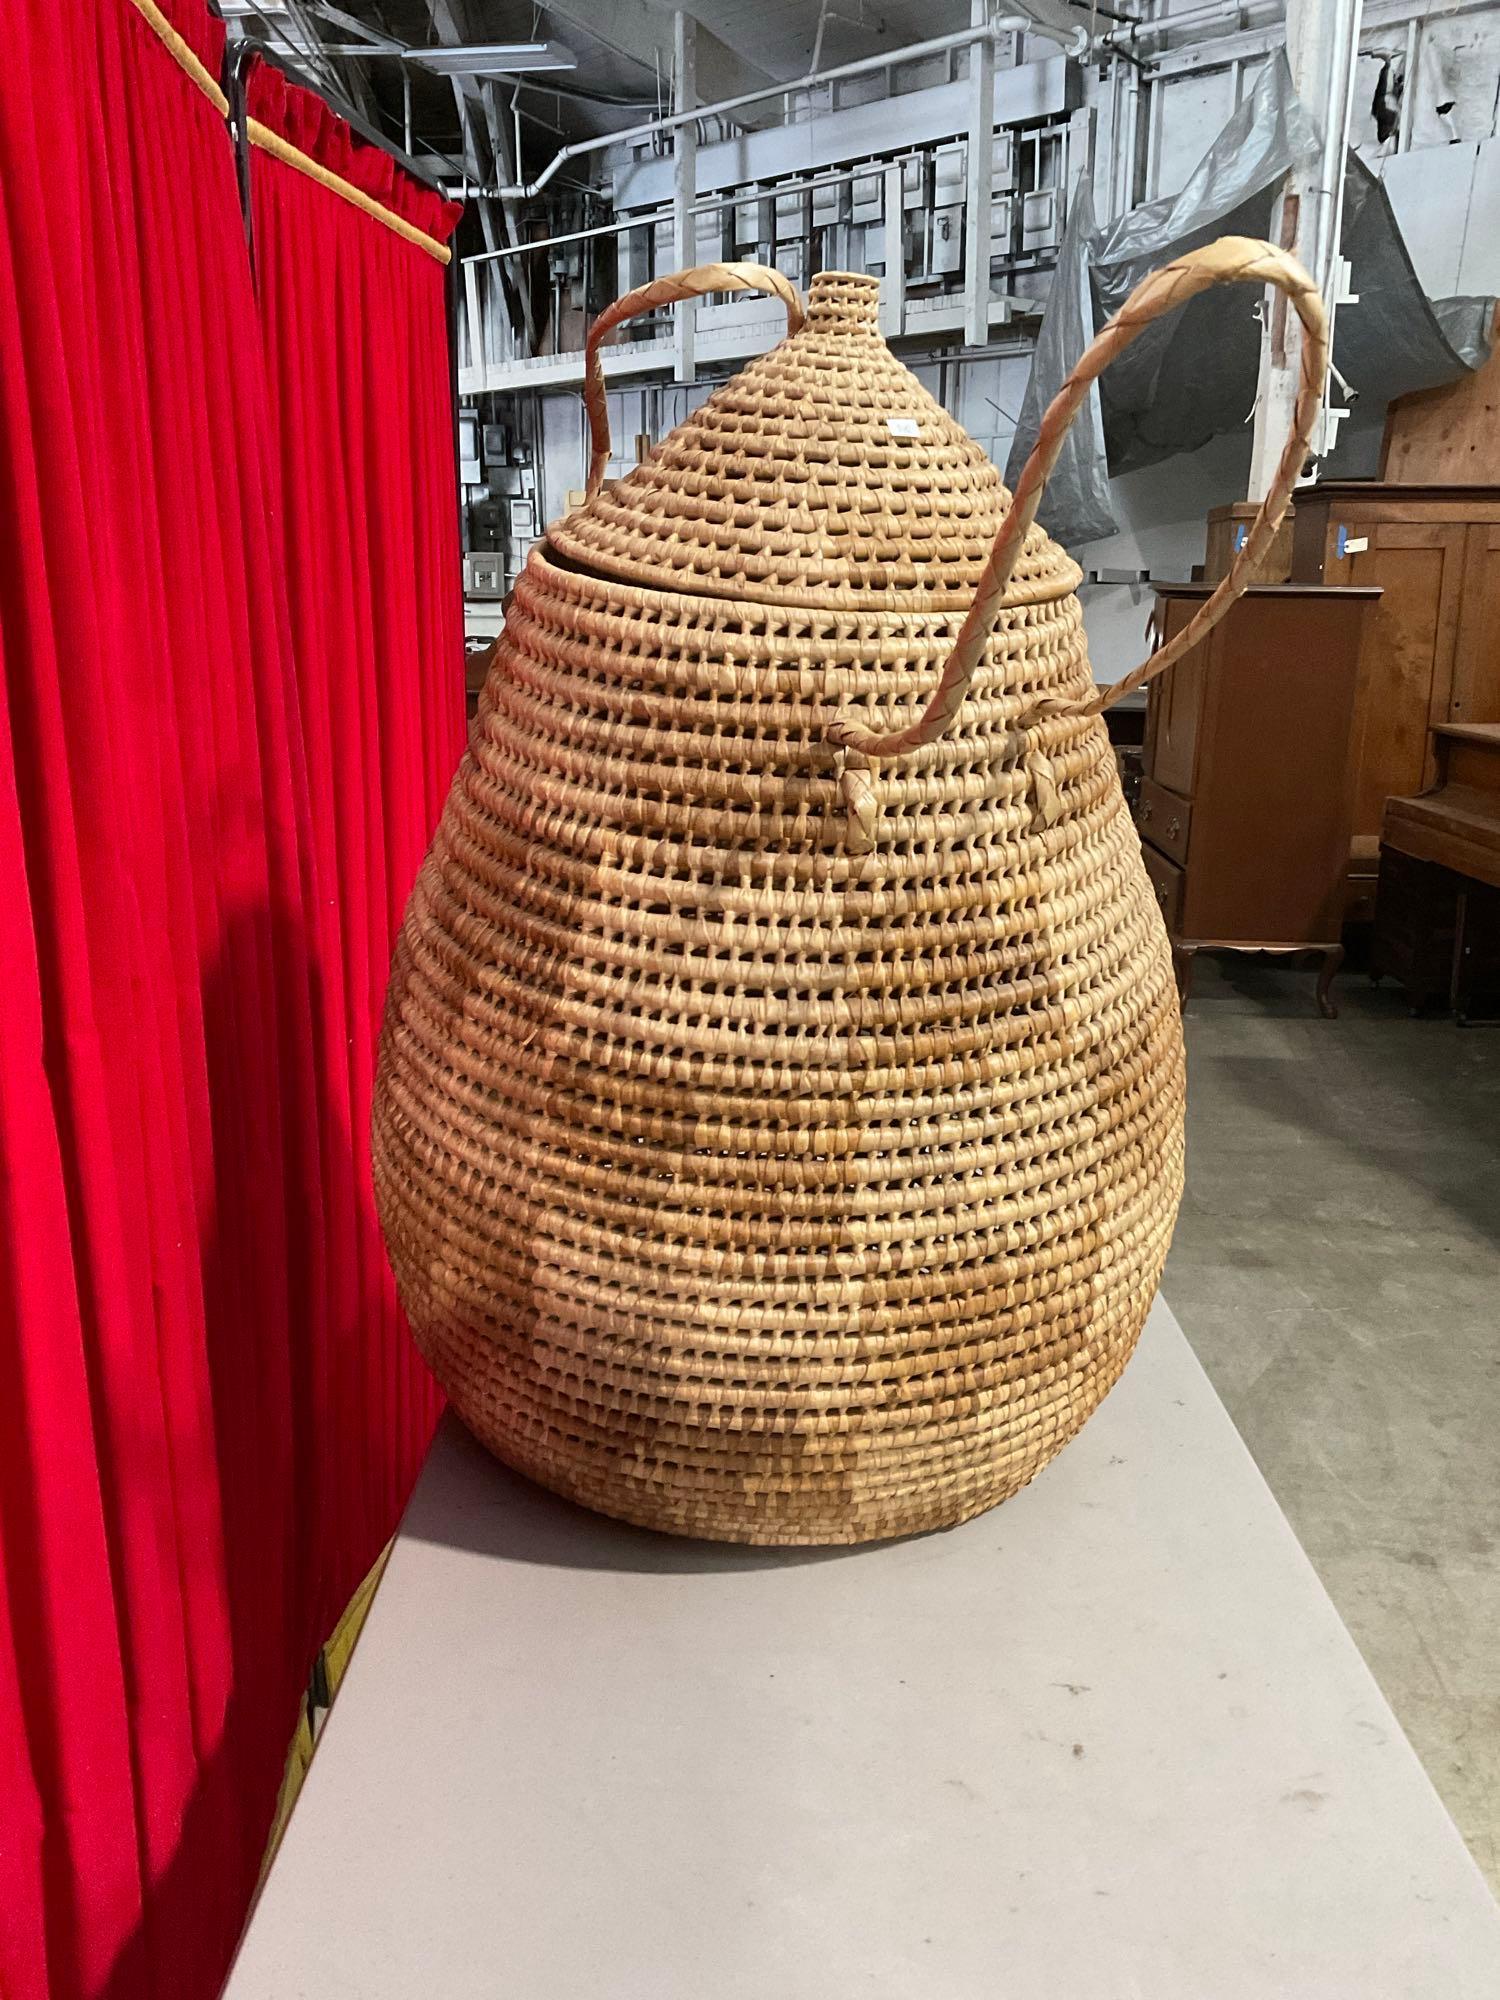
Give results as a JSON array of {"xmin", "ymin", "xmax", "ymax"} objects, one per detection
[
  {"xmin": 1142, "ymin": 844, "xmax": 1184, "ymax": 935},
  {"xmin": 1136, "ymin": 776, "xmax": 1191, "ymax": 867}
]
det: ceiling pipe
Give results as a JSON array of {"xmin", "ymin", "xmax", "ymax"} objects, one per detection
[
  {"xmin": 463, "ymin": 15, "xmax": 1089, "ymax": 203},
  {"xmin": 1102, "ymin": 0, "xmax": 1281, "ymax": 50}
]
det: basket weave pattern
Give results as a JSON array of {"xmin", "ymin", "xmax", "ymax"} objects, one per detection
[
  {"xmin": 375, "ymin": 269, "xmax": 1189, "ymax": 1543},
  {"xmin": 557, "ymin": 272, "xmax": 1073, "ymax": 609}
]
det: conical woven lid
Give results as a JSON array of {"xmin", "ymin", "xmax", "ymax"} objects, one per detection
[{"xmin": 549, "ymin": 270, "xmax": 1079, "ymax": 611}]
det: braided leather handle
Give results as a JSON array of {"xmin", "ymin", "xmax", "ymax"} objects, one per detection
[
  {"xmin": 828, "ymin": 236, "xmax": 1328, "ymax": 759},
  {"xmin": 583, "ymin": 263, "xmax": 806, "ymax": 498}
]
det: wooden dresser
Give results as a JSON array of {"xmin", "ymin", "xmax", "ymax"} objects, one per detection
[
  {"xmin": 1136, "ymin": 584, "xmax": 1380, "ymax": 1015},
  {"xmin": 1376, "ymin": 723, "xmax": 1500, "ymax": 1020},
  {"xmin": 1290, "ymin": 482, "xmax": 1500, "ymax": 919}
]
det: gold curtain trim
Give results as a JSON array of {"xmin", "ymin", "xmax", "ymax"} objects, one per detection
[
  {"xmin": 124, "ymin": 0, "xmax": 454, "ymax": 265},
  {"xmin": 127, "ymin": 0, "xmax": 228, "ymax": 112},
  {"xmin": 246, "ymin": 120, "xmax": 453, "ymax": 264}
]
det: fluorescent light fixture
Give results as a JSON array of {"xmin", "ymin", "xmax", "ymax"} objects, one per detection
[{"xmin": 405, "ymin": 40, "xmax": 577, "ymax": 76}]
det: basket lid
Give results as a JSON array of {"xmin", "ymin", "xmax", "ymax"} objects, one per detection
[{"xmin": 548, "ymin": 270, "xmax": 1080, "ymax": 611}]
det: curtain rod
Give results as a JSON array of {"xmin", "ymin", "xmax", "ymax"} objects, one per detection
[
  {"xmin": 222, "ymin": 27, "xmax": 452, "ymax": 200},
  {"xmin": 106, "ymin": 0, "xmax": 453, "ymax": 262}
]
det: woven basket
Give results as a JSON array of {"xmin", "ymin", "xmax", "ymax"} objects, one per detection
[{"xmin": 374, "ymin": 242, "xmax": 1324, "ymax": 1544}]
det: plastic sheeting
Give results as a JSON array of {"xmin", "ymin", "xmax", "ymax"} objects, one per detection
[
  {"xmin": 1007, "ymin": 176, "xmax": 1117, "ymax": 543},
  {"xmin": 1336, "ymin": 155, "xmax": 1494, "ymax": 393},
  {"xmin": 1006, "ymin": 53, "xmax": 1494, "ymax": 545}
]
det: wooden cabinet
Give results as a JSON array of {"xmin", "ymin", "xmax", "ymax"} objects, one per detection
[
  {"xmin": 1453, "ymin": 523, "xmax": 1500, "ymax": 723},
  {"xmin": 1381, "ymin": 308, "xmax": 1500, "ymax": 484},
  {"xmin": 1136, "ymin": 774, "xmax": 1190, "ymax": 866},
  {"xmin": 1291, "ymin": 483, "xmax": 1500, "ymax": 917},
  {"xmin": 1137, "ymin": 585, "xmax": 1379, "ymax": 1015},
  {"xmin": 1204, "ymin": 500, "xmax": 1294, "ymax": 584},
  {"xmin": 1377, "ymin": 723, "xmax": 1500, "ymax": 1020}
]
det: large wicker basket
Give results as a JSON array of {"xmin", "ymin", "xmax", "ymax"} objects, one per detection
[{"xmin": 374, "ymin": 241, "xmax": 1323, "ymax": 1544}]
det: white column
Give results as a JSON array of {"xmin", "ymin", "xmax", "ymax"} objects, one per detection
[
  {"xmin": 964, "ymin": 0, "xmax": 996, "ymax": 348},
  {"xmin": 1247, "ymin": 0, "xmax": 1364, "ymax": 497},
  {"xmin": 881, "ymin": 163, "xmax": 906, "ymax": 339},
  {"xmin": 462, "ymin": 258, "xmax": 482, "ymax": 381},
  {"xmin": 674, "ymin": 9, "xmax": 697, "ymax": 384}
]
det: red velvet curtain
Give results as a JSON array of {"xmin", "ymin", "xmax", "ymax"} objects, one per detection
[
  {"xmin": 0, "ymin": 6, "xmax": 463, "ymax": 1996},
  {"xmin": 245, "ymin": 59, "xmax": 464, "ymax": 1585}
]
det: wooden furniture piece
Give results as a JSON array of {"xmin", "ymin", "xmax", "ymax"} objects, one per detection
[
  {"xmin": 1377, "ymin": 722, "xmax": 1500, "ymax": 1020},
  {"xmin": 1204, "ymin": 499, "xmax": 1294, "ymax": 583},
  {"xmin": 223, "ymin": 1304, "xmax": 1500, "ymax": 2000},
  {"xmin": 1138, "ymin": 584, "xmax": 1379, "ymax": 1016},
  {"xmin": 1291, "ymin": 482, "xmax": 1500, "ymax": 920},
  {"xmin": 1100, "ymin": 684, "xmax": 1147, "ymax": 813},
  {"xmin": 1381, "ymin": 307, "xmax": 1500, "ymax": 485},
  {"xmin": 1373, "ymin": 848, "xmax": 1464, "ymax": 1012}
]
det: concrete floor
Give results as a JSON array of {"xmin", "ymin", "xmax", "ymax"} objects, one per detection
[{"xmin": 1165, "ymin": 952, "xmax": 1500, "ymax": 1894}]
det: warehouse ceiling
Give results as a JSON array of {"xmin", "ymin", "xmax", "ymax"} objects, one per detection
[
  {"xmin": 222, "ymin": 0, "xmax": 1078, "ymax": 181},
  {"xmin": 223, "ymin": 0, "xmax": 1092, "ymax": 344}
]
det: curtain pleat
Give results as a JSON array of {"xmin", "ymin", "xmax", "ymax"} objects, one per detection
[
  {"xmin": 0, "ymin": 7, "xmax": 464, "ymax": 1996},
  {"xmin": 246, "ymin": 57, "xmax": 464, "ymax": 1583}
]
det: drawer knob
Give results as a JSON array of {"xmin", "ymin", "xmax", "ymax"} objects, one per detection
[
  {"xmin": 1141, "ymin": 797, "xmax": 1153, "ymax": 820},
  {"xmin": 1166, "ymin": 816, "xmax": 1181, "ymax": 841},
  {"xmin": 1156, "ymin": 883, "xmax": 1169, "ymax": 906}
]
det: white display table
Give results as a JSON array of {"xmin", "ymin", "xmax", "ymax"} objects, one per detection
[{"xmin": 226, "ymin": 1302, "xmax": 1500, "ymax": 1998}]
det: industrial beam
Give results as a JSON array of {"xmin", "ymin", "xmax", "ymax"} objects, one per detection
[
  {"xmin": 478, "ymin": 79, "xmax": 542, "ymax": 351},
  {"xmin": 542, "ymin": 0, "xmax": 780, "ymax": 129},
  {"xmin": 963, "ymin": 0, "xmax": 996, "ymax": 347},
  {"xmin": 1248, "ymin": 0, "xmax": 1364, "ymax": 492},
  {"xmin": 674, "ymin": 10, "xmax": 697, "ymax": 383},
  {"xmin": 481, "ymin": 20, "xmax": 1083, "ymax": 202},
  {"xmin": 424, "ymin": 0, "xmax": 538, "ymax": 356},
  {"xmin": 881, "ymin": 162, "xmax": 906, "ymax": 339}
]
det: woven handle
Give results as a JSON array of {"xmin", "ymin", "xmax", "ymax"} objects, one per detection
[
  {"xmin": 828, "ymin": 236, "xmax": 1328, "ymax": 759},
  {"xmin": 583, "ymin": 263, "xmax": 806, "ymax": 498}
]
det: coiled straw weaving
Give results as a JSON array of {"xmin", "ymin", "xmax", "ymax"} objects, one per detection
[{"xmin": 374, "ymin": 240, "xmax": 1325, "ymax": 1544}]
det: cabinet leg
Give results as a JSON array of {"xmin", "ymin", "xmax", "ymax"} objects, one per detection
[
  {"xmin": 1316, "ymin": 944, "xmax": 1344, "ymax": 1020},
  {"xmin": 1172, "ymin": 945, "xmax": 1196, "ymax": 1011},
  {"xmin": 1449, "ymin": 890, "xmax": 1470, "ymax": 1023}
]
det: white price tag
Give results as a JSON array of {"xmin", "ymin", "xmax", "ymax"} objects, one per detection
[
  {"xmin": 1344, "ymin": 536, "xmax": 1369, "ymax": 554},
  {"xmin": 885, "ymin": 416, "xmax": 920, "ymax": 438}
]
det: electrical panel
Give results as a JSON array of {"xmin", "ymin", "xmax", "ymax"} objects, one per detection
[
  {"xmin": 601, "ymin": 89, "xmax": 1074, "ymax": 339},
  {"xmin": 851, "ymin": 172, "xmax": 882, "ymax": 224},
  {"xmin": 1022, "ymin": 189, "xmax": 1058, "ymax": 256},
  {"xmin": 464, "ymin": 552, "xmax": 505, "ymax": 598},
  {"xmin": 468, "ymin": 499, "xmax": 505, "ymax": 552},
  {"xmin": 465, "ymin": 417, "xmax": 539, "ymax": 594},
  {"xmin": 458, "ymin": 409, "xmax": 481, "ymax": 487},
  {"xmin": 934, "ymin": 143, "xmax": 965, "ymax": 204},
  {"xmin": 930, "ymin": 206, "xmax": 963, "ymax": 275}
]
